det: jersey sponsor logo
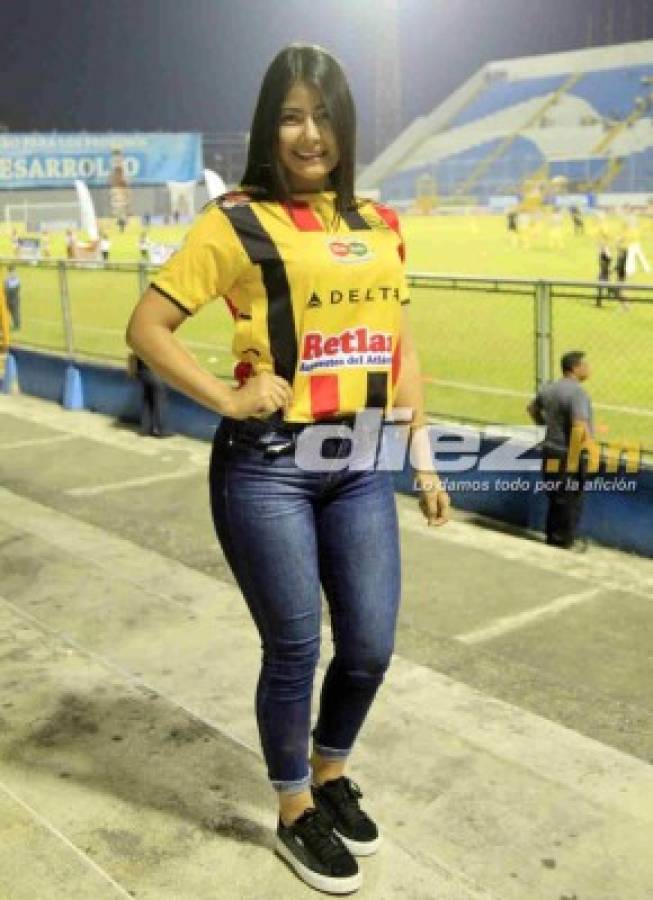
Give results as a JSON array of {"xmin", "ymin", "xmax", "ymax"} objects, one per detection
[
  {"xmin": 305, "ymin": 285, "xmax": 402, "ymax": 307},
  {"xmin": 299, "ymin": 327, "xmax": 393, "ymax": 373},
  {"xmin": 327, "ymin": 237, "xmax": 375, "ymax": 264},
  {"xmin": 218, "ymin": 191, "xmax": 251, "ymax": 209}
]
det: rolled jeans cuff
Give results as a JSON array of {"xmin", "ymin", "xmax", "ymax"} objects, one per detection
[
  {"xmin": 271, "ymin": 771, "xmax": 313, "ymax": 795},
  {"xmin": 312, "ymin": 740, "xmax": 351, "ymax": 760}
]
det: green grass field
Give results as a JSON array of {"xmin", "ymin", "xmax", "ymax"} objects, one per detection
[{"xmin": 2, "ymin": 213, "xmax": 652, "ymax": 451}]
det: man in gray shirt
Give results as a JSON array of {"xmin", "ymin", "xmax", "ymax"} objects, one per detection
[{"xmin": 528, "ymin": 351, "xmax": 593, "ymax": 549}]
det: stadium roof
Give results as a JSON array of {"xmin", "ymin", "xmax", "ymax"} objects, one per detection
[{"xmin": 359, "ymin": 39, "xmax": 653, "ymax": 191}]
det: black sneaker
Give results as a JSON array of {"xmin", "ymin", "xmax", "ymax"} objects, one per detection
[
  {"xmin": 275, "ymin": 807, "xmax": 362, "ymax": 894},
  {"xmin": 312, "ymin": 777, "xmax": 381, "ymax": 856}
]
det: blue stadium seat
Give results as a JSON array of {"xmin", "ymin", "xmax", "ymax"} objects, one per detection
[
  {"xmin": 610, "ymin": 147, "xmax": 653, "ymax": 191},
  {"xmin": 380, "ymin": 137, "xmax": 543, "ymax": 202},
  {"xmin": 570, "ymin": 66, "xmax": 653, "ymax": 120},
  {"xmin": 452, "ymin": 75, "xmax": 568, "ymax": 127},
  {"xmin": 548, "ymin": 159, "xmax": 606, "ymax": 184}
]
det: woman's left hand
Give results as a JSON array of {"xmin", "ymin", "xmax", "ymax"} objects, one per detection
[{"xmin": 415, "ymin": 471, "xmax": 450, "ymax": 527}]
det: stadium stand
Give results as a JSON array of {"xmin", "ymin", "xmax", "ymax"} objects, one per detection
[
  {"xmin": 358, "ymin": 40, "xmax": 653, "ymax": 203},
  {"xmin": 450, "ymin": 74, "xmax": 568, "ymax": 128}
]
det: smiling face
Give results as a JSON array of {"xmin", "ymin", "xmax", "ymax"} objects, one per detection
[{"xmin": 277, "ymin": 81, "xmax": 340, "ymax": 194}]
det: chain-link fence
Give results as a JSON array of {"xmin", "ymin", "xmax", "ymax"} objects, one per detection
[
  {"xmin": 408, "ymin": 273, "xmax": 653, "ymax": 454},
  {"xmin": 0, "ymin": 257, "xmax": 236, "ymax": 379},
  {"xmin": 3, "ymin": 258, "xmax": 652, "ymax": 453}
]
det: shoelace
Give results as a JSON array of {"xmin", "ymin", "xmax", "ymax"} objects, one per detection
[
  {"xmin": 298, "ymin": 809, "xmax": 348, "ymax": 862},
  {"xmin": 324, "ymin": 778, "xmax": 368, "ymax": 823}
]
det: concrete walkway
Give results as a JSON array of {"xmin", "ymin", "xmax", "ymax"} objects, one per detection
[{"xmin": 0, "ymin": 393, "xmax": 652, "ymax": 899}]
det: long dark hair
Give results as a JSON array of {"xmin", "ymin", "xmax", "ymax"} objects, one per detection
[{"xmin": 240, "ymin": 44, "xmax": 358, "ymax": 218}]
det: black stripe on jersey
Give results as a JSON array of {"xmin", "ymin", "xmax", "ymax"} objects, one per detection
[
  {"xmin": 366, "ymin": 372, "xmax": 388, "ymax": 408},
  {"xmin": 220, "ymin": 205, "xmax": 297, "ymax": 383},
  {"xmin": 150, "ymin": 283, "xmax": 193, "ymax": 316},
  {"xmin": 341, "ymin": 204, "xmax": 372, "ymax": 230}
]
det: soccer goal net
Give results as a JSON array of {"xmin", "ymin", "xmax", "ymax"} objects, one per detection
[{"xmin": 4, "ymin": 202, "xmax": 81, "ymax": 233}]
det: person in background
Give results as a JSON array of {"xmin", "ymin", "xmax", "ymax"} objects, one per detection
[
  {"xmin": 139, "ymin": 231, "xmax": 150, "ymax": 261},
  {"xmin": 100, "ymin": 232, "xmax": 111, "ymax": 262},
  {"xmin": 613, "ymin": 238, "xmax": 630, "ymax": 311},
  {"xmin": 570, "ymin": 205, "xmax": 584, "ymax": 235},
  {"xmin": 595, "ymin": 243, "xmax": 612, "ymax": 308},
  {"xmin": 506, "ymin": 208, "xmax": 518, "ymax": 246},
  {"xmin": 4, "ymin": 265, "xmax": 21, "ymax": 331},
  {"xmin": 528, "ymin": 350, "xmax": 593, "ymax": 550},
  {"xmin": 65, "ymin": 230, "xmax": 76, "ymax": 259},
  {"xmin": 127, "ymin": 352, "xmax": 173, "ymax": 438}
]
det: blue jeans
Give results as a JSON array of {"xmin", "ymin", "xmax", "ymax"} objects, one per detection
[{"xmin": 209, "ymin": 417, "xmax": 401, "ymax": 794}]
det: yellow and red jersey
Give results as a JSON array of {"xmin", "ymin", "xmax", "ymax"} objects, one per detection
[{"xmin": 151, "ymin": 190, "xmax": 410, "ymax": 423}]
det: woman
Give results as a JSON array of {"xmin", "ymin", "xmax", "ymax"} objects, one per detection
[{"xmin": 126, "ymin": 43, "xmax": 449, "ymax": 895}]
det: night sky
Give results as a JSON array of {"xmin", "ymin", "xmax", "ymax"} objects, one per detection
[{"xmin": 3, "ymin": 0, "xmax": 653, "ymax": 162}]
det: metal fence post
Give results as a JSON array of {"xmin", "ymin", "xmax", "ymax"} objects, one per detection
[
  {"xmin": 137, "ymin": 261, "xmax": 148, "ymax": 296},
  {"xmin": 58, "ymin": 260, "xmax": 74, "ymax": 358},
  {"xmin": 534, "ymin": 280, "xmax": 552, "ymax": 392}
]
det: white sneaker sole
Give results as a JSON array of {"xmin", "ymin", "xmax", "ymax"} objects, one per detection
[
  {"xmin": 275, "ymin": 837, "xmax": 363, "ymax": 894},
  {"xmin": 336, "ymin": 830, "xmax": 382, "ymax": 857}
]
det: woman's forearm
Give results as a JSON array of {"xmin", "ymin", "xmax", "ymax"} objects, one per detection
[
  {"xmin": 393, "ymin": 343, "xmax": 426, "ymax": 427},
  {"xmin": 393, "ymin": 344, "xmax": 438, "ymax": 477}
]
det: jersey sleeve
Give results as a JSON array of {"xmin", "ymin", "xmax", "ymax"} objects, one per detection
[
  {"xmin": 371, "ymin": 201, "xmax": 406, "ymax": 262},
  {"xmin": 370, "ymin": 200, "xmax": 410, "ymax": 305},
  {"xmin": 150, "ymin": 206, "xmax": 248, "ymax": 315}
]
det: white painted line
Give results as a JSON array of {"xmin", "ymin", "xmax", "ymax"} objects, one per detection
[
  {"xmin": 65, "ymin": 468, "xmax": 203, "ymax": 497},
  {"xmin": 397, "ymin": 504, "xmax": 653, "ymax": 602},
  {"xmin": 422, "ymin": 376, "xmax": 527, "ymax": 398},
  {"xmin": 385, "ymin": 656, "xmax": 653, "ymax": 823},
  {"xmin": 0, "ymin": 393, "xmax": 217, "ymax": 462},
  {"xmin": 0, "ymin": 394, "xmax": 162, "ymax": 458},
  {"xmin": 0, "ymin": 486, "xmax": 233, "ymax": 613},
  {"xmin": 422, "ymin": 377, "xmax": 653, "ymax": 416},
  {"xmin": 594, "ymin": 400, "xmax": 653, "ymax": 417},
  {"xmin": 0, "ymin": 779, "xmax": 134, "ymax": 899},
  {"xmin": 0, "ymin": 434, "xmax": 76, "ymax": 451},
  {"xmin": 456, "ymin": 588, "xmax": 602, "ymax": 644},
  {"xmin": 27, "ymin": 318, "xmax": 229, "ymax": 352}
]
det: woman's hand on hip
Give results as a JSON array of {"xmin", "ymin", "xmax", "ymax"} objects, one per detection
[
  {"xmin": 415, "ymin": 471, "xmax": 450, "ymax": 527},
  {"xmin": 227, "ymin": 372, "xmax": 293, "ymax": 420}
]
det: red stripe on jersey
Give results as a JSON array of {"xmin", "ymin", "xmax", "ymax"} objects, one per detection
[
  {"xmin": 392, "ymin": 339, "xmax": 401, "ymax": 386},
  {"xmin": 282, "ymin": 202, "xmax": 324, "ymax": 232},
  {"xmin": 310, "ymin": 375, "xmax": 340, "ymax": 418},
  {"xmin": 372, "ymin": 202, "xmax": 405, "ymax": 262},
  {"xmin": 223, "ymin": 295, "xmax": 239, "ymax": 319}
]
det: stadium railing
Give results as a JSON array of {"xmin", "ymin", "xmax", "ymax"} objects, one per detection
[
  {"xmin": 0, "ymin": 256, "xmax": 236, "ymax": 381},
  {"xmin": 1, "ymin": 257, "xmax": 651, "ymax": 455},
  {"xmin": 406, "ymin": 272, "xmax": 653, "ymax": 456}
]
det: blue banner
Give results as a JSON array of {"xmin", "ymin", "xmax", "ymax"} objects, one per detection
[{"xmin": 0, "ymin": 133, "xmax": 202, "ymax": 188}]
